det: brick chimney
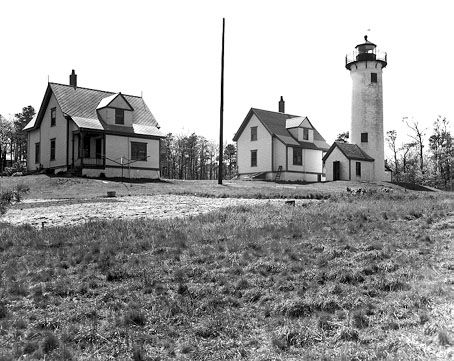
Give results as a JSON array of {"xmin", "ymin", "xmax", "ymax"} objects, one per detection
[
  {"xmin": 69, "ymin": 70, "xmax": 77, "ymax": 88},
  {"xmin": 279, "ymin": 96, "xmax": 285, "ymax": 113}
]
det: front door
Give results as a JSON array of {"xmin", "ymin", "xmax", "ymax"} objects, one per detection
[
  {"xmin": 95, "ymin": 138, "xmax": 102, "ymax": 159},
  {"xmin": 333, "ymin": 161, "xmax": 340, "ymax": 181}
]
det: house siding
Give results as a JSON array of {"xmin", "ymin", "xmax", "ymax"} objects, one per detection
[
  {"xmin": 108, "ymin": 95, "xmax": 131, "ymax": 110},
  {"xmin": 27, "ymin": 129, "xmax": 41, "ymax": 170},
  {"xmin": 350, "ymin": 160, "xmax": 373, "ymax": 182},
  {"xmin": 324, "ymin": 147, "xmax": 374, "ymax": 182},
  {"xmin": 27, "ymin": 93, "xmax": 67, "ymax": 171},
  {"xmin": 97, "ymin": 107, "xmax": 133, "ymax": 126},
  {"xmin": 324, "ymin": 147, "xmax": 350, "ymax": 181},
  {"xmin": 105, "ymin": 134, "xmax": 160, "ymax": 171},
  {"xmin": 286, "ymin": 148, "xmax": 323, "ymax": 180},
  {"xmin": 273, "ymin": 138, "xmax": 286, "ymax": 172},
  {"xmin": 237, "ymin": 114, "xmax": 272, "ymax": 174}
]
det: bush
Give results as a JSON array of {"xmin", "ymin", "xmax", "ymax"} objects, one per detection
[
  {"xmin": 23, "ymin": 341, "xmax": 39, "ymax": 354},
  {"xmin": 0, "ymin": 302, "xmax": 7, "ymax": 319},
  {"xmin": 123, "ymin": 308, "xmax": 147, "ymax": 326},
  {"xmin": 0, "ymin": 184, "xmax": 29, "ymax": 215},
  {"xmin": 41, "ymin": 332, "xmax": 59, "ymax": 353}
]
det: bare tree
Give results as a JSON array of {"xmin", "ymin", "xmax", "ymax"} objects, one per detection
[
  {"xmin": 403, "ymin": 117, "xmax": 426, "ymax": 172},
  {"xmin": 0, "ymin": 115, "xmax": 13, "ymax": 173},
  {"xmin": 385, "ymin": 130, "xmax": 399, "ymax": 178},
  {"xmin": 400, "ymin": 142, "xmax": 417, "ymax": 175},
  {"xmin": 429, "ymin": 116, "xmax": 453, "ymax": 189}
]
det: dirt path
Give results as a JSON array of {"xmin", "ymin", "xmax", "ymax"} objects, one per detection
[{"xmin": 2, "ymin": 195, "xmax": 312, "ymax": 228}]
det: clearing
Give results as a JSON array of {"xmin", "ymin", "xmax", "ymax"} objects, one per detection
[{"xmin": 0, "ymin": 175, "xmax": 452, "ymax": 360}]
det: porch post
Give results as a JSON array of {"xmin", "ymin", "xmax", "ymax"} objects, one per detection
[
  {"xmin": 103, "ymin": 134, "xmax": 106, "ymax": 168},
  {"xmin": 72, "ymin": 133, "xmax": 74, "ymax": 167},
  {"xmin": 80, "ymin": 131, "xmax": 84, "ymax": 167}
]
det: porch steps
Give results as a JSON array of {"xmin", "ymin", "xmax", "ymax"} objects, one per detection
[
  {"xmin": 67, "ymin": 167, "xmax": 82, "ymax": 177},
  {"xmin": 274, "ymin": 166, "xmax": 283, "ymax": 182}
]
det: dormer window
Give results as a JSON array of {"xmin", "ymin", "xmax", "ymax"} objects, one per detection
[
  {"xmin": 303, "ymin": 128, "xmax": 309, "ymax": 141},
  {"xmin": 115, "ymin": 109, "xmax": 124, "ymax": 125}
]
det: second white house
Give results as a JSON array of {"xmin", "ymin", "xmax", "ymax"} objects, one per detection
[{"xmin": 233, "ymin": 98, "xmax": 329, "ymax": 182}]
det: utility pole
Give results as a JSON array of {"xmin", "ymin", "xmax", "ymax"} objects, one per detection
[{"xmin": 218, "ymin": 18, "xmax": 225, "ymax": 185}]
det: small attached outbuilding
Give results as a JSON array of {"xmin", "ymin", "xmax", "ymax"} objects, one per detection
[{"xmin": 323, "ymin": 141, "xmax": 375, "ymax": 182}]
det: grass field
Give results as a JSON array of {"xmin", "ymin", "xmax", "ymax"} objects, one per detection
[
  {"xmin": 0, "ymin": 176, "xmax": 453, "ymax": 360},
  {"xmin": 0, "ymin": 175, "xmax": 409, "ymax": 201}
]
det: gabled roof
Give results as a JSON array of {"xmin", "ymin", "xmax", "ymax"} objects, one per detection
[
  {"xmin": 286, "ymin": 116, "xmax": 308, "ymax": 129},
  {"xmin": 322, "ymin": 141, "xmax": 374, "ymax": 162},
  {"xmin": 233, "ymin": 108, "xmax": 330, "ymax": 151},
  {"xmin": 96, "ymin": 93, "xmax": 134, "ymax": 111},
  {"xmin": 24, "ymin": 83, "xmax": 163, "ymax": 137}
]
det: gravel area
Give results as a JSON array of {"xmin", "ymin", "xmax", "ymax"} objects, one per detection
[{"xmin": 2, "ymin": 195, "xmax": 313, "ymax": 228}]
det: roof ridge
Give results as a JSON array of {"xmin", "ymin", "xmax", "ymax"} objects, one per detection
[
  {"xmin": 251, "ymin": 107, "xmax": 299, "ymax": 118},
  {"xmin": 49, "ymin": 82, "xmax": 143, "ymax": 99}
]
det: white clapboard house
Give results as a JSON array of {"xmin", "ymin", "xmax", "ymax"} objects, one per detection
[
  {"xmin": 24, "ymin": 70, "xmax": 164, "ymax": 179},
  {"xmin": 233, "ymin": 98, "xmax": 330, "ymax": 182}
]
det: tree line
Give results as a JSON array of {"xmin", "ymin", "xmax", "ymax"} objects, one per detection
[
  {"xmin": 336, "ymin": 116, "xmax": 454, "ymax": 190},
  {"xmin": 160, "ymin": 133, "xmax": 237, "ymax": 180},
  {"xmin": 0, "ymin": 106, "xmax": 36, "ymax": 173}
]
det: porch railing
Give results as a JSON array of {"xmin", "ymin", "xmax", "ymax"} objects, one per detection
[{"xmin": 73, "ymin": 157, "xmax": 104, "ymax": 168}]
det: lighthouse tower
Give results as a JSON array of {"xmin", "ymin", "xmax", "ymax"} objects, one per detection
[{"xmin": 346, "ymin": 36, "xmax": 387, "ymax": 181}]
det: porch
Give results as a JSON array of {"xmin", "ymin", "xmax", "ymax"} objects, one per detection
[{"xmin": 71, "ymin": 130, "xmax": 106, "ymax": 169}]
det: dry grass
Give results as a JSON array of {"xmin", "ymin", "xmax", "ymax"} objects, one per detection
[
  {"xmin": 0, "ymin": 189, "xmax": 452, "ymax": 360},
  {"xmin": 0, "ymin": 174, "xmax": 408, "ymax": 201}
]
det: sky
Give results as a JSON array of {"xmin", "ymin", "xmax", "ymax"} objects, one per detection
[{"xmin": 1, "ymin": 0, "xmax": 454, "ymax": 152}]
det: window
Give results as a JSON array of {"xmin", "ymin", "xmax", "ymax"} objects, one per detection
[
  {"xmin": 251, "ymin": 150, "xmax": 257, "ymax": 167},
  {"xmin": 356, "ymin": 162, "xmax": 361, "ymax": 177},
  {"xmin": 131, "ymin": 142, "xmax": 147, "ymax": 161},
  {"xmin": 35, "ymin": 142, "xmax": 40, "ymax": 164},
  {"xmin": 115, "ymin": 109, "xmax": 125, "ymax": 125},
  {"xmin": 293, "ymin": 147, "xmax": 302, "ymax": 165},
  {"xmin": 361, "ymin": 132, "xmax": 368, "ymax": 142},
  {"xmin": 50, "ymin": 108, "xmax": 56, "ymax": 127},
  {"xmin": 250, "ymin": 126, "xmax": 257, "ymax": 141},
  {"xmin": 303, "ymin": 128, "xmax": 309, "ymax": 141},
  {"xmin": 371, "ymin": 73, "xmax": 377, "ymax": 83},
  {"xmin": 50, "ymin": 139, "xmax": 56, "ymax": 161}
]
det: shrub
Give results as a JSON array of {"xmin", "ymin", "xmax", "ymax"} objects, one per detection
[
  {"xmin": 23, "ymin": 341, "xmax": 39, "ymax": 354},
  {"xmin": 278, "ymin": 298, "xmax": 313, "ymax": 318},
  {"xmin": 132, "ymin": 344, "xmax": 147, "ymax": 361},
  {"xmin": 14, "ymin": 318, "xmax": 27, "ymax": 329},
  {"xmin": 0, "ymin": 355, "xmax": 14, "ymax": 361},
  {"xmin": 0, "ymin": 302, "xmax": 7, "ymax": 319},
  {"xmin": 351, "ymin": 309, "xmax": 369, "ymax": 329},
  {"xmin": 58, "ymin": 347, "xmax": 74, "ymax": 361},
  {"xmin": 8, "ymin": 281, "xmax": 28, "ymax": 297},
  {"xmin": 123, "ymin": 308, "xmax": 147, "ymax": 326},
  {"xmin": 438, "ymin": 329, "xmax": 452, "ymax": 346},
  {"xmin": 271, "ymin": 335, "xmax": 289, "ymax": 351},
  {"xmin": 318, "ymin": 313, "xmax": 335, "ymax": 332},
  {"xmin": 194, "ymin": 319, "xmax": 222, "ymax": 339},
  {"xmin": 338, "ymin": 327, "xmax": 359, "ymax": 341},
  {"xmin": 41, "ymin": 332, "xmax": 59, "ymax": 353}
]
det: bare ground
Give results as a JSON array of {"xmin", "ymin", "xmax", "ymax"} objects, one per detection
[{"xmin": 3, "ymin": 195, "xmax": 315, "ymax": 228}]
